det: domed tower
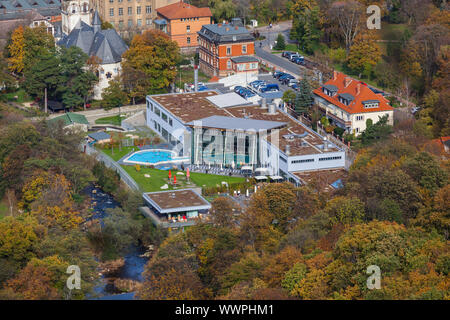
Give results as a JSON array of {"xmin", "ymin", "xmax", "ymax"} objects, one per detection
[{"xmin": 61, "ymin": 0, "xmax": 93, "ymax": 35}]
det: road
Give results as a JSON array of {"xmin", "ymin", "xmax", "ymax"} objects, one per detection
[{"xmin": 255, "ymin": 47, "xmax": 302, "ymax": 77}]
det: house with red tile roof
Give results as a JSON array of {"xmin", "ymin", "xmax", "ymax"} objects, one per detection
[
  {"xmin": 155, "ymin": 1, "xmax": 212, "ymax": 52},
  {"xmin": 313, "ymin": 71, "xmax": 394, "ymax": 136}
]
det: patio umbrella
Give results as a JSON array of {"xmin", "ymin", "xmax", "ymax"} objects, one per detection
[
  {"xmin": 168, "ymin": 170, "xmax": 172, "ymax": 180},
  {"xmin": 174, "ymin": 175, "xmax": 177, "ymax": 184},
  {"xmin": 186, "ymin": 168, "xmax": 190, "ymax": 180}
]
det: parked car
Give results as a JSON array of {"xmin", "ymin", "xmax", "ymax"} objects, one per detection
[
  {"xmin": 272, "ymin": 71, "xmax": 284, "ymax": 78},
  {"xmin": 287, "ymin": 79, "xmax": 299, "ymax": 87},
  {"xmin": 249, "ymin": 80, "xmax": 266, "ymax": 90},
  {"xmin": 279, "ymin": 74, "xmax": 294, "ymax": 82},
  {"xmin": 274, "ymin": 72, "xmax": 287, "ymax": 79},
  {"xmin": 292, "ymin": 56, "xmax": 305, "ymax": 64},
  {"xmin": 234, "ymin": 86, "xmax": 244, "ymax": 93},
  {"xmin": 291, "ymin": 83, "xmax": 299, "ymax": 91},
  {"xmin": 289, "ymin": 54, "xmax": 303, "ymax": 62},
  {"xmin": 285, "ymin": 52, "xmax": 298, "ymax": 60},
  {"xmin": 260, "ymin": 84, "xmax": 280, "ymax": 93},
  {"xmin": 282, "ymin": 51, "xmax": 295, "ymax": 58}
]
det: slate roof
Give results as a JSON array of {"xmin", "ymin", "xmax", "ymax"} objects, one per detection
[
  {"xmin": 58, "ymin": 12, "xmax": 128, "ymax": 64},
  {"xmin": 198, "ymin": 19, "xmax": 254, "ymax": 44},
  {"xmin": 0, "ymin": 0, "xmax": 61, "ymax": 20},
  {"xmin": 88, "ymin": 131, "xmax": 111, "ymax": 141},
  {"xmin": 156, "ymin": 1, "xmax": 212, "ymax": 20}
]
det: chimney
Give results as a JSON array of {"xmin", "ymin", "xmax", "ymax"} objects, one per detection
[
  {"xmin": 194, "ymin": 65, "xmax": 199, "ymax": 92},
  {"xmin": 333, "ymin": 71, "xmax": 337, "ymax": 80},
  {"xmin": 268, "ymin": 103, "xmax": 276, "ymax": 114},
  {"xmin": 323, "ymin": 136, "xmax": 328, "ymax": 151},
  {"xmin": 285, "ymin": 145, "xmax": 290, "ymax": 156},
  {"xmin": 261, "ymin": 97, "xmax": 267, "ymax": 109},
  {"xmin": 356, "ymin": 82, "xmax": 361, "ymax": 96},
  {"xmin": 344, "ymin": 77, "xmax": 352, "ymax": 88}
]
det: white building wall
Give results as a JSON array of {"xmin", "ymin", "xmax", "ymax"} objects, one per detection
[
  {"xmin": 287, "ymin": 151, "xmax": 346, "ymax": 172},
  {"xmin": 350, "ymin": 110, "xmax": 394, "ymax": 135},
  {"xmin": 146, "ymin": 96, "xmax": 190, "ymax": 155},
  {"xmin": 62, "ymin": 0, "xmax": 92, "ymax": 34},
  {"xmin": 94, "ymin": 62, "xmax": 122, "ymax": 100}
]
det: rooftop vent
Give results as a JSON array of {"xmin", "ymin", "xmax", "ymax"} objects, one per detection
[{"xmin": 285, "ymin": 145, "xmax": 290, "ymax": 156}]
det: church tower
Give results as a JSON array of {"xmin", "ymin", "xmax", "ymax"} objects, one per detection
[{"xmin": 61, "ymin": 0, "xmax": 93, "ymax": 35}]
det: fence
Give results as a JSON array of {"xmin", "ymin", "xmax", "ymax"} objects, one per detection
[{"xmin": 85, "ymin": 144, "xmax": 141, "ymax": 192}]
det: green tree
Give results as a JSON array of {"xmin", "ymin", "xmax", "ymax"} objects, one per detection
[
  {"xmin": 209, "ymin": 0, "xmax": 237, "ymax": 22},
  {"xmin": 274, "ymin": 33, "xmax": 286, "ymax": 50},
  {"xmin": 294, "ymin": 79, "xmax": 314, "ymax": 114},
  {"xmin": 289, "ymin": 0, "xmax": 322, "ymax": 54},
  {"xmin": 59, "ymin": 47, "xmax": 97, "ymax": 110},
  {"xmin": 101, "ymin": 78, "xmax": 129, "ymax": 111},
  {"xmin": 122, "ymin": 29, "xmax": 180, "ymax": 100},
  {"xmin": 360, "ymin": 114, "xmax": 393, "ymax": 145}
]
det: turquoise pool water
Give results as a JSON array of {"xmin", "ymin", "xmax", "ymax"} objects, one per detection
[{"xmin": 126, "ymin": 150, "xmax": 174, "ymax": 164}]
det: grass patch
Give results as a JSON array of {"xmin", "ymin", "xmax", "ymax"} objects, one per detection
[
  {"xmin": 175, "ymin": 66, "xmax": 210, "ymax": 89},
  {"xmin": 95, "ymin": 115, "xmax": 127, "ymax": 126},
  {"xmin": 121, "ymin": 166, "xmax": 246, "ymax": 192},
  {"xmin": 0, "ymin": 201, "xmax": 8, "ymax": 219},
  {"xmin": 97, "ymin": 146, "xmax": 138, "ymax": 162}
]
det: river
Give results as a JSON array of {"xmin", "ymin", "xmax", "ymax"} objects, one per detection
[{"xmin": 84, "ymin": 184, "xmax": 149, "ymax": 300}]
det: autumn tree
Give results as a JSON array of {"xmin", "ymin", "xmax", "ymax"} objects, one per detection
[
  {"xmin": 289, "ymin": 0, "xmax": 322, "ymax": 53},
  {"xmin": 121, "ymin": 29, "xmax": 180, "ymax": 99},
  {"xmin": 347, "ymin": 31, "xmax": 381, "ymax": 78},
  {"xmin": 327, "ymin": 0, "xmax": 364, "ymax": 56},
  {"xmin": 210, "ymin": 197, "xmax": 237, "ymax": 227}
]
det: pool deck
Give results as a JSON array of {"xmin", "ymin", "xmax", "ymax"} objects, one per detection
[{"xmin": 118, "ymin": 146, "xmax": 189, "ymax": 166}]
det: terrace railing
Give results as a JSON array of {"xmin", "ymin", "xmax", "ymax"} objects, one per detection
[{"xmin": 84, "ymin": 144, "xmax": 141, "ymax": 192}]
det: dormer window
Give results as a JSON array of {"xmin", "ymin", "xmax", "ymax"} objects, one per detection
[
  {"xmin": 362, "ymin": 100, "xmax": 379, "ymax": 108},
  {"xmin": 322, "ymin": 84, "xmax": 338, "ymax": 97}
]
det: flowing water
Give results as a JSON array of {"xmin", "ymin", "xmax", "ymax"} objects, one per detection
[{"xmin": 84, "ymin": 184, "xmax": 149, "ymax": 300}]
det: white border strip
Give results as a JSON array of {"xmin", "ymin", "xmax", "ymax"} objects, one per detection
[{"xmin": 123, "ymin": 149, "xmax": 190, "ymax": 166}]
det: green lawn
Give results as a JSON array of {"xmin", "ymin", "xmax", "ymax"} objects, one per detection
[
  {"xmin": 121, "ymin": 166, "xmax": 246, "ymax": 192},
  {"xmin": 95, "ymin": 115, "xmax": 127, "ymax": 125},
  {"xmin": 98, "ymin": 146, "xmax": 138, "ymax": 162}
]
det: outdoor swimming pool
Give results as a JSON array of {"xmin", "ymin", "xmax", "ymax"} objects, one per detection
[{"xmin": 123, "ymin": 149, "xmax": 189, "ymax": 165}]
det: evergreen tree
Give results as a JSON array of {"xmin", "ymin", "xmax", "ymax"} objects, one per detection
[
  {"xmin": 294, "ymin": 79, "xmax": 314, "ymax": 114},
  {"xmin": 102, "ymin": 79, "xmax": 129, "ymax": 111},
  {"xmin": 274, "ymin": 33, "xmax": 286, "ymax": 50}
]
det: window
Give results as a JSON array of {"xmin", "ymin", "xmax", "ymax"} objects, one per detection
[
  {"xmin": 119, "ymin": 20, "xmax": 124, "ymax": 28},
  {"xmin": 355, "ymin": 127, "xmax": 359, "ymax": 133},
  {"xmin": 137, "ymin": 6, "xmax": 141, "ymax": 14},
  {"xmin": 146, "ymin": 18, "xmax": 151, "ymax": 25},
  {"xmin": 227, "ymin": 59, "xmax": 231, "ymax": 69},
  {"xmin": 109, "ymin": 8, "xmax": 114, "ymax": 16},
  {"xmin": 137, "ymin": 19, "xmax": 142, "ymax": 26},
  {"xmin": 169, "ymin": 119, "xmax": 173, "ymax": 126},
  {"xmin": 291, "ymin": 159, "xmax": 314, "ymax": 164},
  {"xmin": 279, "ymin": 156, "xmax": 287, "ymax": 163},
  {"xmin": 128, "ymin": 19, "xmax": 132, "ymax": 27},
  {"xmin": 109, "ymin": 0, "xmax": 113, "ymax": 2},
  {"xmin": 118, "ymin": 8, "xmax": 123, "ymax": 15},
  {"xmin": 161, "ymin": 112, "xmax": 168, "ymax": 122},
  {"xmin": 146, "ymin": 5, "xmax": 151, "ymax": 13},
  {"xmin": 242, "ymin": 44, "xmax": 247, "ymax": 53},
  {"xmin": 128, "ymin": 7, "xmax": 132, "ymax": 15},
  {"xmin": 187, "ymin": 37, "xmax": 190, "ymax": 44},
  {"xmin": 186, "ymin": 25, "xmax": 190, "ymax": 33},
  {"xmin": 226, "ymin": 47, "xmax": 231, "ymax": 55},
  {"xmin": 118, "ymin": 0, "xmax": 122, "ymax": 2},
  {"xmin": 356, "ymin": 115, "xmax": 364, "ymax": 121},
  {"xmin": 154, "ymin": 107, "xmax": 160, "ymax": 116},
  {"xmin": 251, "ymin": 63, "xmax": 256, "ymax": 69},
  {"xmin": 318, "ymin": 156, "xmax": 342, "ymax": 161}
]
